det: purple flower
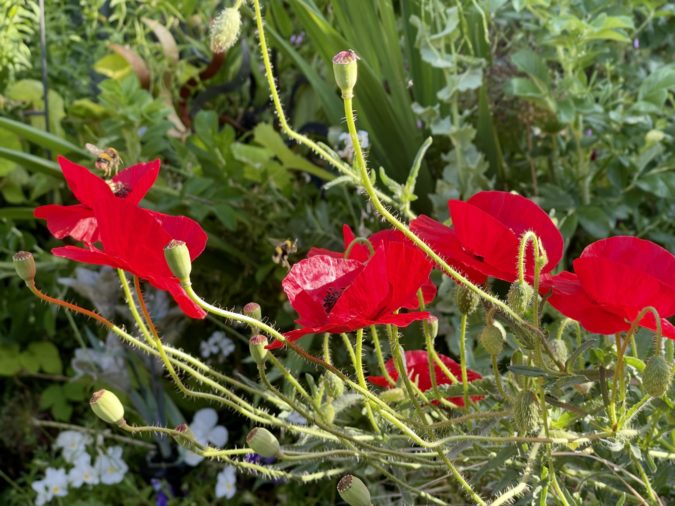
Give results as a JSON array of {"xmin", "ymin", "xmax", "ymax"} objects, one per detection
[
  {"xmin": 151, "ymin": 478, "xmax": 170, "ymax": 506},
  {"xmin": 633, "ymin": 38, "xmax": 640, "ymax": 49},
  {"xmin": 244, "ymin": 453, "xmax": 276, "ymax": 465}
]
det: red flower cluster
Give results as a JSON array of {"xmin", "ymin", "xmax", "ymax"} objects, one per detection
[
  {"xmin": 34, "ymin": 157, "xmax": 207, "ymax": 318},
  {"xmin": 367, "ymin": 350, "xmax": 482, "ymax": 406}
]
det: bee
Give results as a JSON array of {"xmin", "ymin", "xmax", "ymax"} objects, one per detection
[
  {"xmin": 85, "ymin": 143, "xmax": 122, "ymax": 178},
  {"xmin": 272, "ymin": 239, "xmax": 298, "ymax": 270}
]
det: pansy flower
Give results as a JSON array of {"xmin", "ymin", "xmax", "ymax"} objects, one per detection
[
  {"xmin": 268, "ymin": 240, "xmax": 433, "ymax": 348},
  {"xmin": 411, "ymin": 191, "xmax": 563, "ymax": 288},
  {"xmin": 548, "ymin": 236, "xmax": 675, "ymax": 338},
  {"xmin": 368, "ymin": 350, "xmax": 483, "ymax": 406}
]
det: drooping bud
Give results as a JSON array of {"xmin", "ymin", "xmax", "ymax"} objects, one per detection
[
  {"xmin": 514, "ymin": 390, "xmax": 539, "ymax": 434},
  {"xmin": 13, "ymin": 251, "xmax": 36, "ymax": 284},
  {"xmin": 425, "ymin": 315, "xmax": 439, "ymax": 339},
  {"xmin": 332, "ymin": 50, "xmax": 359, "ymax": 99},
  {"xmin": 246, "ymin": 428, "xmax": 281, "ymax": 458},
  {"xmin": 379, "ymin": 387, "xmax": 405, "ymax": 404},
  {"xmin": 507, "ymin": 281, "xmax": 534, "ymax": 315},
  {"xmin": 642, "ymin": 355, "xmax": 672, "ymax": 397},
  {"xmin": 337, "ymin": 474, "xmax": 371, "ymax": 506},
  {"xmin": 164, "ymin": 240, "xmax": 192, "ymax": 282},
  {"xmin": 479, "ymin": 323, "xmax": 505, "ymax": 356},
  {"xmin": 324, "ymin": 371, "xmax": 345, "ymax": 398},
  {"xmin": 249, "ymin": 334, "xmax": 268, "ymax": 364},
  {"xmin": 455, "ymin": 285, "xmax": 479, "ymax": 315},
  {"xmin": 320, "ymin": 402, "xmax": 336, "ymax": 424},
  {"xmin": 90, "ymin": 389, "xmax": 125, "ymax": 425},
  {"xmin": 543, "ymin": 339, "xmax": 568, "ymax": 370},
  {"xmin": 209, "ymin": 8, "xmax": 242, "ymax": 53}
]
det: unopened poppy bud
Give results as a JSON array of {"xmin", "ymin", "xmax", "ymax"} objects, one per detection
[
  {"xmin": 507, "ymin": 281, "xmax": 534, "ymax": 315},
  {"xmin": 246, "ymin": 428, "xmax": 281, "ymax": 458},
  {"xmin": 324, "ymin": 371, "xmax": 345, "ymax": 398},
  {"xmin": 320, "ymin": 402, "xmax": 336, "ymax": 424},
  {"xmin": 456, "ymin": 285, "xmax": 479, "ymax": 315},
  {"xmin": 243, "ymin": 302, "xmax": 262, "ymax": 321},
  {"xmin": 337, "ymin": 474, "xmax": 371, "ymax": 506},
  {"xmin": 514, "ymin": 390, "xmax": 539, "ymax": 434},
  {"xmin": 425, "ymin": 315, "xmax": 439, "ymax": 339},
  {"xmin": 164, "ymin": 240, "xmax": 192, "ymax": 282},
  {"xmin": 90, "ymin": 389, "xmax": 125, "ymax": 425},
  {"xmin": 642, "ymin": 355, "xmax": 672, "ymax": 397},
  {"xmin": 479, "ymin": 323, "xmax": 505, "ymax": 356},
  {"xmin": 174, "ymin": 422, "xmax": 195, "ymax": 441},
  {"xmin": 249, "ymin": 334, "xmax": 268, "ymax": 364},
  {"xmin": 379, "ymin": 387, "xmax": 405, "ymax": 404},
  {"xmin": 209, "ymin": 7, "xmax": 242, "ymax": 53},
  {"xmin": 13, "ymin": 251, "xmax": 36, "ymax": 283},
  {"xmin": 332, "ymin": 50, "xmax": 359, "ymax": 99},
  {"xmin": 543, "ymin": 339, "xmax": 568, "ymax": 369}
]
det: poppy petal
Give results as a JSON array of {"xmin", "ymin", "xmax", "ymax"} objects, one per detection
[
  {"xmin": 146, "ymin": 211, "xmax": 209, "ymax": 260},
  {"xmin": 58, "ymin": 156, "xmax": 112, "ymax": 207},
  {"xmin": 112, "ymin": 159, "xmax": 160, "ymax": 205},
  {"xmin": 34, "ymin": 204, "xmax": 99, "ymax": 243}
]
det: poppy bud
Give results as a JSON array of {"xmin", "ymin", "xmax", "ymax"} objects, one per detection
[
  {"xmin": 456, "ymin": 285, "xmax": 479, "ymax": 315},
  {"xmin": 243, "ymin": 302, "xmax": 262, "ymax": 321},
  {"xmin": 90, "ymin": 389, "xmax": 125, "ymax": 425},
  {"xmin": 249, "ymin": 334, "xmax": 268, "ymax": 364},
  {"xmin": 246, "ymin": 428, "xmax": 281, "ymax": 458},
  {"xmin": 479, "ymin": 323, "xmax": 505, "ymax": 356},
  {"xmin": 425, "ymin": 315, "xmax": 439, "ymax": 339},
  {"xmin": 320, "ymin": 402, "xmax": 336, "ymax": 424},
  {"xmin": 324, "ymin": 371, "xmax": 345, "ymax": 398},
  {"xmin": 13, "ymin": 251, "xmax": 36, "ymax": 284},
  {"xmin": 642, "ymin": 355, "xmax": 672, "ymax": 397},
  {"xmin": 379, "ymin": 387, "xmax": 405, "ymax": 404},
  {"xmin": 543, "ymin": 339, "xmax": 568, "ymax": 369},
  {"xmin": 332, "ymin": 50, "xmax": 359, "ymax": 99},
  {"xmin": 164, "ymin": 240, "xmax": 192, "ymax": 282},
  {"xmin": 507, "ymin": 281, "xmax": 534, "ymax": 315},
  {"xmin": 513, "ymin": 324, "xmax": 537, "ymax": 349},
  {"xmin": 514, "ymin": 390, "xmax": 539, "ymax": 434},
  {"xmin": 337, "ymin": 474, "xmax": 371, "ymax": 506},
  {"xmin": 174, "ymin": 422, "xmax": 196, "ymax": 442},
  {"xmin": 209, "ymin": 7, "xmax": 242, "ymax": 53}
]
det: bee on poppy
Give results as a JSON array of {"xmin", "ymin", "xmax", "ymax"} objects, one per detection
[
  {"xmin": 271, "ymin": 239, "xmax": 297, "ymax": 269},
  {"xmin": 85, "ymin": 144, "xmax": 122, "ymax": 178}
]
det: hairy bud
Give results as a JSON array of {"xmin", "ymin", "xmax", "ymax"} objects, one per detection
[
  {"xmin": 642, "ymin": 355, "xmax": 672, "ymax": 397},
  {"xmin": 249, "ymin": 334, "xmax": 268, "ymax": 364},
  {"xmin": 246, "ymin": 428, "xmax": 281, "ymax": 458},
  {"xmin": 455, "ymin": 285, "xmax": 479, "ymax": 315},
  {"xmin": 209, "ymin": 8, "xmax": 242, "ymax": 53},
  {"xmin": 514, "ymin": 390, "xmax": 539, "ymax": 434},
  {"xmin": 479, "ymin": 323, "xmax": 505, "ymax": 356},
  {"xmin": 324, "ymin": 371, "xmax": 345, "ymax": 398},
  {"xmin": 543, "ymin": 339, "xmax": 568, "ymax": 369},
  {"xmin": 507, "ymin": 281, "xmax": 534, "ymax": 315}
]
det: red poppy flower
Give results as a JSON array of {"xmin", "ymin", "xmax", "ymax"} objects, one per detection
[
  {"xmin": 548, "ymin": 236, "xmax": 675, "ymax": 338},
  {"xmin": 367, "ymin": 350, "xmax": 483, "ymax": 406},
  {"xmin": 34, "ymin": 156, "xmax": 160, "ymax": 244},
  {"xmin": 268, "ymin": 240, "xmax": 433, "ymax": 348},
  {"xmin": 308, "ymin": 224, "xmax": 437, "ymax": 307},
  {"xmin": 410, "ymin": 191, "xmax": 563, "ymax": 287}
]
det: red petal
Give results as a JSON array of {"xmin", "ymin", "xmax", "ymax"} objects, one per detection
[
  {"xmin": 383, "ymin": 241, "xmax": 434, "ymax": 310},
  {"xmin": 112, "ymin": 159, "xmax": 160, "ymax": 205},
  {"xmin": 51, "ymin": 245, "xmax": 127, "ymax": 270},
  {"xmin": 34, "ymin": 204, "xmax": 99, "ymax": 243},
  {"xmin": 146, "ymin": 211, "xmax": 208, "ymax": 260},
  {"xmin": 58, "ymin": 156, "xmax": 112, "ymax": 207}
]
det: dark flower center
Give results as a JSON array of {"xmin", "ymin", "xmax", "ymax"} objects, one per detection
[{"xmin": 323, "ymin": 287, "xmax": 344, "ymax": 313}]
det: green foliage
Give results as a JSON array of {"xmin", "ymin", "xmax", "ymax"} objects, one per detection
[{"xmin": 0, "ymin": 0, "xmax": 39, "ymax": 82}]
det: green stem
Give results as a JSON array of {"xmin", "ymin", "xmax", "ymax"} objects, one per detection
[
  {"xmin": 354, "ymin": 328, "xmax": 381, "ymax": 433},
  {"xmin": 371, "ymin": 325, "xmax": 395, "ymax": 386},
  {"xmin": 458, "ymin": 313, "xmax": 471, "ymax": 410}
]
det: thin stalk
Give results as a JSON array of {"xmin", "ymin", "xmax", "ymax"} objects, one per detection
[{"xmin": 354, "ymin": 328, "xmax": 381, "ymax": 433}]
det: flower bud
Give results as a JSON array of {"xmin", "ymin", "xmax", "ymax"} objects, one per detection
[
  {"xmin": 243, "ymin": 302, "xmax": 262, "ymax": 321},
  {"xmin": 209, "ymin": 8, "xmax": 242, "ymax": 53},
  {"xmin": 514, "ymin": 390, "xmax": 539, "ymax": 434},
  {"xmin": 479, "ymin": 323, "xmax": 505, "ymax": 356},
  {"xmin": 642, "ymin": 355, "xmax": 672, "ymax": 397},
  {"xmin": 320, "ymin": 402, "xmax": 336, "ymax": 424},
  {"xmin": 13, "ymin": 251, "xmax": 36, "ymax": 283},
  {"xmin": 455, "ymin": 285, "xmax": 479, "ymax": 315},
  {"xmin": 543, "ymin": 339, "xmax": 568, "ymax": 370},
  {"xmin": 249, "ymin": 334, "xmax": 268, "ymax": 364},
  {"xmin": 164, "ymin": 240, "xmax": 192, "ymax": 282},
  {"xmin": 174, "ymin": 422, "xmax": 196, "ymax": 442},
  {"xmin": 246, "ymin": 428, "xmax": 281, "ymax": 458},
  {"xmin": 337, "ymin": 474, "xmax": 371, "ymax": 506},
  {"xmin": 332, "ymin": 50, "xmax": 359, "ymax": 99},
  {"xmin": 90, "ymin": 389, "xmax": 125, "ymax": 425},
  {"xmin": 324, "ymin": 371, "xmax": 345, "ymax": 398},
  {"xmin": 379, "ymin": 387, "xmax": 405, "ymax": 404},
  {"xmin": 425, "ymin": 315, "xmax": 439, "ymax": 339},
  {"xmin": 507, "ymin": 281, "xmax": 534, "ymax": 315}
]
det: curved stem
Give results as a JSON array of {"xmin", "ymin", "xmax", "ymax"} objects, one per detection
[
  {"xmin": 458, "ymin": 313, "xmax": 471, "ymax": 411},
  {"xmin": 354, "ymin": 329, "xmax": 381, "ymax": 433}
]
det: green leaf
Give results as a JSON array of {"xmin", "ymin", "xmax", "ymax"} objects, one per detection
[
  {"xmin": 577, "ymin": 206, "xmax": 611, "ymax": 238},
  {"xmin": 0, "ymin": 127, "xmax": 22, "ymax": 176},
  {"xmin": 18, "ymin": 349, "xmax": 40, "ymax": 374},
  {"xmin": 509, "ymin": 365, "xmax": 550, "ymax": 377},
  {"xmin": 638, "ymin": 65, "xmax": 675, "ymax": 107},
  {"xmin": 0, "ymin": 148, "xmax": 61, "ymax": 177},
  {"xmin": 512, "ymin": 48, "xmax": 549, "ymax": 87},
  {"xmin": 0, "ymin": 116, "xmax": 88, "ymax": 156},
  {"xmin": 27, "ymin": 341, "xmax": 62, "ymax": 374},
  {"xmin": 509, "ymin": 77, "xmax": 543, "ymax": 99},
  {"xmin": 0, "ymin": 344, "xmax": 21, "ymax": 376},
  {"xmin": 94, "ymin": 53, "xmax": 132, "ymax": 80},
  {"xmin": 39, "ymin": 384, "xmax": 63, "ymax": 409},
  {"xmin": 63, "ymin": 381, "xmax": 86, "ymax": 401},
  {"xmin": 636, "ymin": 171, "xmax": 675, "ymax": 199},
  {"xmin": 5, "ymin": 80, "xmax": 66, "ymax": 136}
]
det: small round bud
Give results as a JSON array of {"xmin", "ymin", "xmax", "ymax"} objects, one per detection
[
  {"xmin": 174, "ymin": 422, "xmax": 195, "ymax": 441},
  {"xmin": 320, "ymin": 402, "xmax": 335, "ymax": 424},
  {"xmin": 379, "ymin": 387, "xmax": 405, "ymax": 404},
  {"xmin": 456, "ymin": 285, "xmax": 479, "ymax": 315},
  {"xmin": 507, "ymin": 281, "xmax": 534, "ymax": 315},
  {"xmin": 13, "ymin": 251, "xmax": 36, "ymax": 283},
  {"xmin": 642, "ymin": 355, "xmax": 672, "ymax": 397},
  {"xmin": 243, "ymin": 302, "xmax": 262, "ymax": 321},
  {"xmin": 479, "ymin": 324, "xmax": 505, "ymax": 356},
  {"xmin": 324, "ymin": 371, "xmax": 345, "ymax": 398},
  {"xmin": 425, "ymin": 315, "xmax": 439, "ymax": 339},
  {"xmin": 337, "ymin": 474, "xmax": 371, "ymax": 506},
  {"xmin": 249, "ymin": 334, "xmax": 268, "ymax": 364},
  {"xmin": 514, "ymin": 390, "xmax": 539, "ymax": 434},
  {"xmin": 164, "ymin": 240, "xmax": 192, "ymax": 282},
  {"xmin": 246, "ymin": 428, "xmax": 281, "ymax": 458},
  {"xmin": 543, "ymin": 339, "xmax": 568, "ymax": 369},
  {"xmin": 332, "ymin": 50, "xmax": 359, "ymax": 99},
  {"xmin": 90, "ymin": 389, "xmax": 125, "ymax": 425},
  {"xmin": 209, "ymin": 8, "xmax": 242, "ymax": 53}
]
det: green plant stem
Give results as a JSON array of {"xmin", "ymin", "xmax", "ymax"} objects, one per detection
[
  {"xmin": 628, "ymin": 449, "xmax": 659, "ymax": 504},
  {"xmin": 371, "ymin": 325, "xmax": 395, "ymax": 385},
  {"xmin": 354, "ymin": 328, "xmax": 381, "ymax": 433},
  {"xmin": 489, "ymin": 440, "xmax": 542, "ymax": 506},
  {"xmin": 458, "ymin": 313, "xmax": 471, "ymax": 410},
  {"xmin": 387, "ymin": 323, "xmax": 427, "ymax": 422},
  {"xmin": 340, "ymin": 333, "xmax": 358, "ymax": 366},
  {"xmin": 491, "ymin": 355, "xmax": 508, "ymax": 401}
]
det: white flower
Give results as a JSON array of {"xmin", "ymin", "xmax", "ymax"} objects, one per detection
[
  {"xmin": 68, "ymin": 453, "xmax": 99, "ymax": 488},
  {"xmin": 337, "ymin": 130, "xmax": 369, "ymax": 161},
  {"xmin": 95, "ymin": 446, "xmax": 128, "ymax": 485},
  {"xmin": 215, "ymin": 466, "xmax": 237, "ymax": 499},
  {"xmin": 54, "ymin": 430, "xmax": 92, "ymax": 464},
  {"xmin": 285, "ymin": 411, "xmax": 308, "ymax": 425},
  {"xmin": 183, "ymin": 408, "xmax": 229, "ymax": 466},
  {"xmin": 32, "ymin": 467, "xmax": 69, "ymax": 505},
  {"xmin": 200, "ymin": 331, "xmax": 235, "ymax": 360}
]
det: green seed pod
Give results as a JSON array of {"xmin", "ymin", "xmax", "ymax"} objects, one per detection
[
  {"xmin": 209, "ymin": 8, "xmax": 242, "ymax": 53},
  {"xmin": 456, "ymin": 285, "xmax": 479, "ymax": 315},
  {"xmin": 507, "ymin": 281, "xmax": 534, "ymax": 315},
  {"xmin": 324, "ymin": 371, "xmax": 345, "ymax": 398},
  {"xmin": 379, "ymin": 387, "xmax": 405, "ymax": 404},
  {"xmin": 337, "ymin": 475, "xmax": 371, "ymax": 506},
  {"xmin": 332, "ymin": 50, "xmax": 359, "ymax": 99},
  {"xmin": 320, "ymin": 402, "xmax": 336, "ymax": 424},
  {"xmin": 90, "ymin": 389, "xmax": 125, "ymax": 425},
  {"xmin": 642, "ymin": 355, "xmax": 672, "ymax": 397},
  {"xmin": 246, "ymin": 428, "xmax": 281, "ymax": 458},
  {"xmin": 479, "ymin": 324, "xmax": 505, "ymax": 356},
  {"xmin": 543, "ymin": 339, "xmax": 568, "ymax": 369},
  {"xmin": 164, "ymin": 240, "xmax": 192, "ymax": 282},
  {"xmin": 13, "ymin": 251, "xmax": 36, "ymax": 283},
  {"xmin": 249, "ymin": 334, "xmax": 268, "ymax": 364},
  {"xmin": 514, "ymin": 390, "xmax": 539, "ymax": 434}
]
